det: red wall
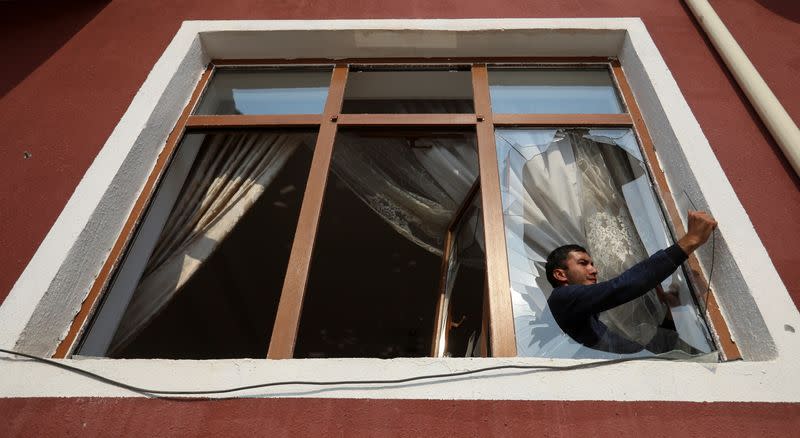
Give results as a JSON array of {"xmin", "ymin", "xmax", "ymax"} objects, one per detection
[
  {"xmin": 4, "ymin": 398, "xmax": 800, "ymax": 436},
  {"xmin": 0, "ymin": 0, "xmax": 798, "ymax": 433}
]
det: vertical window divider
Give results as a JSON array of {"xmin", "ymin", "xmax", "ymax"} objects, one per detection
[
  {"xmin": 609, "ymin": 60, "xmax": 741, "ymax": 360},
  {"xmin": 266, "ymin": 65, "xmax": 349, "ymax": 359},
  {"xmin": 471, "ymin": 65, "xmax": 517, "ymax": 357}
]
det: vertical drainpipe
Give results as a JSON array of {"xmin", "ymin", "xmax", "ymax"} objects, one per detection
[{"xmin": 683, "ymin": 0, "xmax": 800, "ymax": 177}]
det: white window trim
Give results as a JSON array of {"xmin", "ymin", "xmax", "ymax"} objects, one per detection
[{"xmin": 1, "ymin": 19, "xmax": 798, "ymax": 401}]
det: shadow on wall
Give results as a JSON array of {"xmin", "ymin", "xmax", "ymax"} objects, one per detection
[
  {"xmin": 0, "ymin": 0, "xmax": 111, "ymax": 99},
  {"xmin": 755, "ymin": 0, "xmax": 800, "ymax": 23}
]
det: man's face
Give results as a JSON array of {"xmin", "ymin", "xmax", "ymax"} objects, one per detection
[{"xmin": 555, "ymin": 251, "xmax": 598, "ymax": 286}]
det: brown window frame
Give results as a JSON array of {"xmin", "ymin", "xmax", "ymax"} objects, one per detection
[{"xmin": 55, "ymin": 58, "xmax": 741, "ymax": 361}]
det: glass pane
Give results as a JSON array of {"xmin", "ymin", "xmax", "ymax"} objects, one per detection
[
  {"xmin": 195, "ymin": 69, "xmax": 332, "ymax": 115},
  {"xmin": 441, "ymin": 194, "xmax": 486, "ymax": 358},
  {"xmin": 80, "ymin": 130, "xmax": 318, "ymax": 359},
  {"xmin": 342, "ymin": 68, "xmax": 474, "ymax": 113},
  {"xmin": 495, "ymin": 127, "xmax": 715, "ymax": 359},
  {"xmin": 489, "ymin": 69, "xmax": 624, "ymax": 114},
  {"xmin": 295, "ymin": 129, "xmax": 479, "ymax": 358}
]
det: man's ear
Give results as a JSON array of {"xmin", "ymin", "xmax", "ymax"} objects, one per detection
[{"xmin": 552, "ymin": 268, "xmax": 568, "ymax": 284}]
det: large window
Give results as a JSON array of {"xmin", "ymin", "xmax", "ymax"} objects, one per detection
[{"xmin": 62, "ymin": 60, "xmax": 736, "ymax": 360}]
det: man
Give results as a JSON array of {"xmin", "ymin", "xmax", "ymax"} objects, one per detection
[{"xmin": 546, "ymin": 211, "xmax": 717, "ymax": 354}]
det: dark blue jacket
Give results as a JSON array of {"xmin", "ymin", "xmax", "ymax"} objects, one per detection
[{"xmin": 547, "ymin": 245, "xmax": 688, "ymax": 353}]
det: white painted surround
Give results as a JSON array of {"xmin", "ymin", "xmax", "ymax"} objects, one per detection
[{"xmin": 1, "ymin": 19, "xmax": 798, "ymax": 401}]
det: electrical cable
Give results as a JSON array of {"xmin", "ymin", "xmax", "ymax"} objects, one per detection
[{"xmin": 0, "ymin": 347, "xmax": 688, "ymax": 400}]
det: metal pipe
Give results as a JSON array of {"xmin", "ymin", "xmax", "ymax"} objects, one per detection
[{"xmin": 683, "ymin": 0, "xmax": 800, "ymax": 177}]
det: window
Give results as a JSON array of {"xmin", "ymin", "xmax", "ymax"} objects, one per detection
[{"xmin": 59, "ymin": 60, "xmax": 737, "ymax": 361}]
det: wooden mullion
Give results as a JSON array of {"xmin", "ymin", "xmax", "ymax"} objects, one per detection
[
  {"xmin": 53, "ymin": 65, "xmax": 216, "ymax": 358},
  {"xmin": 610, "ymin": 60, "xmax": 741, "ymax": 360},
  {"xmin": 471, "ymin": 64, "xmax": 517, "ymax": 357},
  {"xmin": 266, "ymin": 65, "xmax": 349, "ymax": 359},
  {"xmin": 187, "ymin": 114, "xmax": 322, "ymax": 128},
  {"xmin": 493, "ymin": 113, "xmax": 633, "ymax": 127}
]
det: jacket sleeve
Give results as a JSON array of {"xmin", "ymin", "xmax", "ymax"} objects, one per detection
[{"xmin": 548, "ymin": 244, "xmax": 688, "ymax": 319}]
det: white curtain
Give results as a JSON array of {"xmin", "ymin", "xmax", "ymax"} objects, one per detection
[
  {"xmin": 497, "ymin": 128, "xmax": 708, "ymax": 358},
  {"xmin": 329, "ymin": 132, "xmax": 479, "ymax": 256},
  {"xmin": 109, "ymin": 132, "xmax": 312, "ymax": 353}
]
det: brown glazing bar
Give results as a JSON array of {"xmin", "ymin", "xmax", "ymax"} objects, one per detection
[
  {"xmin": 187, "ymin": 114, "xmax": 322, "ymax": 128},
  {"xmin": 610, "ymin": 61, "xmax": 741, "ymax": 360},
  {"xmin": 266, "ymin": 65, "xmax": 349, "ymax": 359},
  {"xmin": 337, "ymin": 114, "xmax": 476, "ymax": 126},
  {"xmin": 212, "ymin": 57, "xmax": 613, "ymax": 66},
  {"xmin": 493, "ymin": 113, "xmax": 633, "ymax": 127},
  {"xmin": 54, "ymin": 65, "xmax": 216, "ymax": 358},
  {"xmin": 471, "ymin": 65, "xmax": 517, "ymax": 357}
]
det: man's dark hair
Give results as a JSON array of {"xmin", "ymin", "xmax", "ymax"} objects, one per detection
[{"xmin": 545, "ymin": 244, "xmax": 589, "ymax": 288}]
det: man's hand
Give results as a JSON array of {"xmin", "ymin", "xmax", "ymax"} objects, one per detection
[
  {"xmin": 677, "ymin": 210, "xmax": 717, "ymax": 255},
  {"xmin": 656, "ymin": 283, "xmax": 681, "ymax": 308}
]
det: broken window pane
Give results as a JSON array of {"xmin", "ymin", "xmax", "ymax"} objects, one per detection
[{"xmin": 495, "ymin": 127, "xmax": 715, "ymax": 359}]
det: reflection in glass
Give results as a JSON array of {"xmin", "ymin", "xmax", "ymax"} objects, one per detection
[
  {"xmin": 295, "ymin": 129, "xmax": 479, "ymax": 358},
  {"xmin": 489, "ymin": 69, "xmax": 624, "ymax": 114},
  {"xmin": 342, "ymin": 69, "xmax": 474, "ymax": 113},
  {"xmin": 80, "ymin": 131, "xmax": 318, "ymax": 359},
  {"xmin": 495, "ymin": 128, "xmax": 715, "ymax": 359},
  {"xmin": 195, "ymin": 69, "xmax": 332, "ymax": 115}
]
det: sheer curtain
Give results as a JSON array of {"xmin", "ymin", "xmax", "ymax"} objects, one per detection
[
  {"xmin": 109, "ymin": 132, "xmax": 313, "ymax": 353},
  {"xmin": 497, "ymin": 128, "xmax": 712, "ymax": 358},
  {"xmin": 329, "ymin": 132, "xmax": 479, "ymax": 256}
]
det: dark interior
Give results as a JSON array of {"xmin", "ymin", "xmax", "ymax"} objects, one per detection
[
  {"xmin": 293, "ymin": 169, "xmax": 442, "ymax": 358},
  {"xmin": 115, "ymin": 136, "xmax": 315, "ymax": 359},
  {"xmin": 114, "ymin": 128, "xmax": 482, "ymax": 359}
]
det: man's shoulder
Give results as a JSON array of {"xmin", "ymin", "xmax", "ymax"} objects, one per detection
[{"xmin": 548, "ymin": 284, "xmax": 589, "ymax": 303}]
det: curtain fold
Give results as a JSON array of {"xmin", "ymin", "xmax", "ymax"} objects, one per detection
[
  {"xmin": 109, "ymin": 132, "xmax": 310, "ymax": 353},
  {"xmin": 329, "ymin": 132, "xmax": 479, "ymax": 256}
]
